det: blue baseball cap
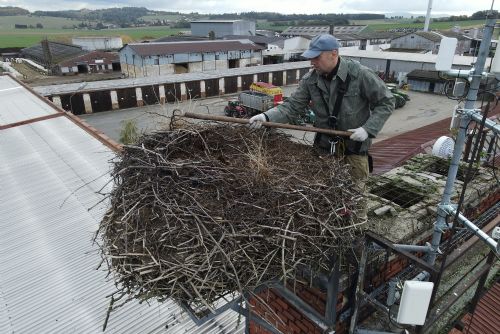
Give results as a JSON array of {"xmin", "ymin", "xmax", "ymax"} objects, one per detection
[{"xmin": 301, "ymin": 34, "xmax": 340, "ymax": 59}]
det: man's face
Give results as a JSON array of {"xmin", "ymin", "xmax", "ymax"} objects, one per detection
[{"xmin": 310, "ymin": 50, "xmax": 338, "ymax": 76}]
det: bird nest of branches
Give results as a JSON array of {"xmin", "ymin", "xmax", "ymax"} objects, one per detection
[{"xmin": 97, "ymin": 121, "xmax": 366, "ymax": 316}]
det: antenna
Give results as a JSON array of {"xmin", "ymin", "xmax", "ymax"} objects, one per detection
[
  {"xmin": 424, "ymin": 0, "xmax": 433, "ymax": 32},
  {"xmin": 435, "ymin": 37, "xmax": 457, "ymax": 71}
]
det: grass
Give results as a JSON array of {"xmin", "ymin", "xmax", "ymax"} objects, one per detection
[
  {"xmin": 0, "ymin": 26, "xmax": 185, "ymax": 48},
  {"xmin": 0, "ymin": 15, "xmax": 98, "ymax": 29},
  {"xmin": 256, "ymin": 20, "xmax": 289, "ymax": 32}
]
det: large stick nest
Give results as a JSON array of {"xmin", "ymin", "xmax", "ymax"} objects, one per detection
[{"xmin": 97, "ymin": 122, "xmax": 366, "ymax": 312}]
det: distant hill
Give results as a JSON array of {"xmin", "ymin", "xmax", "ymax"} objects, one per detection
[
  {"xmin": 385, "ymin": 12, "xmax": 452, "ymax": 19},
  {"xmin": 0, "ymin": 6, "xmax": 29, "ymax": 16},
  {"xmin": 33, "ymin": 7, "xmax": 151, "ymax": 26}
]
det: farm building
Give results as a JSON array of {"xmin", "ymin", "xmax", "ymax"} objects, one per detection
[
  {"xmin": 72, "ymin": 36, "xmax": 123, "ymax": 51},
  {"xmin": 406, "ymin": 69, "xmax": 447, "ymax": 93},
  {"xmin": 119, "ymin": 40, "xmax": 264, "ymax": 78},
  {"xmin": 280, "ymin": 25, "xmax": 390, "ymax": 50},
  {"xmin": 260, "ymin": 36, "xmax": 311, "ymax": 63},
  {"xmin": 390, "ymin": 31, "xmax": 472, "ymax": 55},
  {"xmin": 21, "ymin": 40, "xmax": 85, "ymax": 68},
  {"xmin": 281, "ymin": 25, "xmax": 367, "ymax": 38},
  {"xmin": 191, "ymin": 20, "xmax": 256, "ymax": 38},
  {"xmin": 56, "ymin": 51, "xmax": 121, "ymax": 75},
  {"xmin": 222, "ymin": 35, "xmax": 308, "ymax": 63}
]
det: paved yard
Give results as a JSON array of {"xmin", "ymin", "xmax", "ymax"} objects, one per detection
[{"xmin": 79, "ymin": 87, "xmax": 465, "ymax": 144}]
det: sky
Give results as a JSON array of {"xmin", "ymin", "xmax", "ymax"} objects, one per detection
[{"xmin": 0, "ymin": 0, "xmax": 498, "ymax": 16}]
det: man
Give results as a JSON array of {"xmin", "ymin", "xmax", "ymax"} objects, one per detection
[{"xmin": 249, "ymin": 34, "xmax": 394, "ymax": 190}]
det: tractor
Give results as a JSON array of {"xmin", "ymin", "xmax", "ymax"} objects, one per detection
[
  {"xmin": 386, "ymin": 83, "xmax": 410, "ymax": 109},
  {"xmin": 224, "ymin": 100, "xmax": 248, "ymax": 118}
]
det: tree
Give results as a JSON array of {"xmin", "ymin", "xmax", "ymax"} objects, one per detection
[
  {"xmin": 208, "ymin": 30, "xmax": 215, "ymax": 40},
  {"xmin": 36, "ymin": 23, "xmax": 43, "ymax": 29}
]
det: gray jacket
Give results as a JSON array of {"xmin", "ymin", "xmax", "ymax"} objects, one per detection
[{"xmin": 264, "ymin": 57, "xmax": 395, "ymax": 153}]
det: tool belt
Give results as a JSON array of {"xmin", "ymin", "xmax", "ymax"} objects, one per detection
[
  {"xmin": 313, "ymin": 133, "xmax": 367, "ymax": 156},
  {"xmin": 314, "ymin": 134, "xmax": 373, "ymax": 173}
]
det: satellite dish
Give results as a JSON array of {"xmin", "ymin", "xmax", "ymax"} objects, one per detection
[{"xmin": 432, "ymin": 136, "xmax": 455, "ymax": 158}]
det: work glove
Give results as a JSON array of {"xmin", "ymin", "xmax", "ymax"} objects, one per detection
[
  {"xmin": 248, "ymin": 113, "xmax": 267, "ymax": 129},
  {"xmin": 348, "ymin": 127, "xmax": 368, "ymax": 142}
]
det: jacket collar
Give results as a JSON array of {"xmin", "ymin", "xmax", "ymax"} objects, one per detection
[
  {"xmin": 311, "ymin": 56, "xmax": 348, "ymax": 95},
  {"xmin": 310, "ymin": 56, "xmax": 348, "ymax": 85},
  {"xmin": 336, "ymin": 56, "xmax": 349, "ymax": 82}
]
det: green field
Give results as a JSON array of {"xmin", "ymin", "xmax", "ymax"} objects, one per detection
[
  {"xmin": 0, "ymin": 15, "xmax": 494, "ymax": 48},
  {"xmin": 0, "ymin": 15, "xmax": 97, "ymax": 29},
  {"xmin": 0, "ymin": 26, "xmax": 185, "ymax": 48},
  {"xmin": 255, "ymin": 20, "xmax": 289, "ymax": 32}
]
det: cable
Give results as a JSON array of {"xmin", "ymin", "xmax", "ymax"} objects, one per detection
[{"xmin": 489, "ymin": 134, "xmax": 500, "ymax": 184}]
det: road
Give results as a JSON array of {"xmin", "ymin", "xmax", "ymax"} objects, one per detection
[{"xmin": 80, "ymin": 86, "xmax": 461, "ymax": 144}]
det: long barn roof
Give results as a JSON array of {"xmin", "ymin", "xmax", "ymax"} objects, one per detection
[{"xmin": 124, "ymin": 40, "xmax": 264, "ymax": 56}]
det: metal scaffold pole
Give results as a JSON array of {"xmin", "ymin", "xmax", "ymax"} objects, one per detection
[{"xmin": 428, "ymin": 13, "xmax": 499, "ymax": 265}]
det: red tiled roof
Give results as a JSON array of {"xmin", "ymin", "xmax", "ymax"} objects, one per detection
[
  {"xmin": 126, "ymin": 40, "xmax": 264, "ymax": 56},
  {"xmin": 449, "ymin": 282, "xmax": 500, "ymax": 334}
]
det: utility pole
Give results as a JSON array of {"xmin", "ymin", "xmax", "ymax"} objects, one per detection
[{"xmin": 424, "ymin": 0, "xmax": 433, "ymax": 32}]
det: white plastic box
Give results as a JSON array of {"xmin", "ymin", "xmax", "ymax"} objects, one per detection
[{"xmin": 397, "ymin": 281, "xmax": 434, "ymax": 325}]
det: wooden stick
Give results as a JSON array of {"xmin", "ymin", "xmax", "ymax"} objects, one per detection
[{"xmin": 183, "ymin": 112, "xmax": 352, "ymax": 138}]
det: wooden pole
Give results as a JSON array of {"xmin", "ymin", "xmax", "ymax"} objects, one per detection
[{"xmin": 183, "ymin": 112, "xmax": 352, "ymax": 138}]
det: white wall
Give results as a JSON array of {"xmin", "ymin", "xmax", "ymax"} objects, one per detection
[
  {"xmin": 72, "ymin": 37, "xmax": 123, "ymax": 51},
  {"xmin": 283, "ymin": 36, "xmax": 310, "ymax": 51}
]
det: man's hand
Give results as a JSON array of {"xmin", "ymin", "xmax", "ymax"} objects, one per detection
[
  {"xmin": 248, "ymin": 113, "xmax": 267, "ymax": 129},
  {"xmin": 348, "ymin": 127, "xmax": 368, "ymax": 142}
]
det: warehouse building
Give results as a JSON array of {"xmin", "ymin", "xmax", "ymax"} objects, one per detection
[
  {"xmin": 191, "ymin": 20, "xmax": 256, "ymax": 38},
  {"xmin": 56, "ymin": 50, "xmax": 121, "ymax": 75},
  {"xmin": 281, "ymin": 25, "xmax": 367, "ymax": 38},
  {"xmin": 119, "ymin": 40, "xmax": 264, "ymax": 78},
  {"xmin": 72, "ymin": 36, "xmax": 123, "ymax": 51},
  {"xmin": 390, "ymin": 31, "xmax": 472, "ymax": 55},
  {"xmin": 21, "ymin": 40, "xmax": 85, "ymax": 68}
]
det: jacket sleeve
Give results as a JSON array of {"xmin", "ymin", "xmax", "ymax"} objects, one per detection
[
  {"xmin": 359, "ymin": 70, "xmax": 395, "ymax": 138},
  {"xmin": 264, "ymin": 75, "xmax": 312, "ymax": 124}
]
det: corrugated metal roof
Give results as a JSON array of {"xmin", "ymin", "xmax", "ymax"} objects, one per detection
[
  {"xmin": 126, "ymin": 40, "xmax": 264, "ymax": 57},
  {"xmin": 21, "ymin": 41, "xmax": 85, "ymax": 64},
  {"xmin": 370, "ymin": 104, "xmax": 500, "ymax": 175},
  {"xmin": 191, "ymin": 20, "xmax": 244, "ymax": 23},
  {"xmin": 223, "ymin": 35, "xmax": 286, "ymax": 45},
  {"xmin": 58, "ymin": 50, "xmax": 119, "ymax": 67},
  {"xmin": 33, "ymin": 61, "xmax": 313, "ymax": 96},
  {"xmin": 415, "ymin": 31, "xmax": 443, "ymax": 43},
  {"xmin": 0, "ymin": 75, "xmax": 245, "ymax": 334},
  {"xmin": 370, "ymin": 116, "xmax": 453, "ymax": 174},
  {"xmin": 0, "ymin": 76, "xmax": 58, "ymax": 125}
]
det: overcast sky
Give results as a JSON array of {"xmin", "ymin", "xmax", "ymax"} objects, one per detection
[{"xmin": 1, "ymin": 0, "xmax": 498, "ymax": 16}]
